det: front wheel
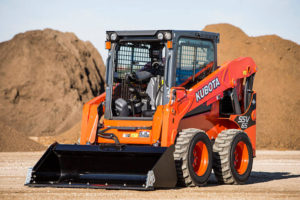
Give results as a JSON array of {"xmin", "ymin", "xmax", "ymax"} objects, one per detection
[
  {"xmin": 174, "ymin": 129, "xmax": 213, "ymax": 186},
  {"xmin": 213, "ymin": 129, "xmax": 253, "ymax": 184}
]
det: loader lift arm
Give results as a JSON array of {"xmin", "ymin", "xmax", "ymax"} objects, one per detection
[{"xmin": 160, "ymin": 56, "xmax": 257, "ymax": 147}]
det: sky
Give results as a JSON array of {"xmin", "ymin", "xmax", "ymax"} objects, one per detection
[{"xmin": 0, "ymin": 0, "xmax": 299, "ymax": 61}]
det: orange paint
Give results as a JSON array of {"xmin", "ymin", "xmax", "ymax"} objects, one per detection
[
  {"xmin": 193, "ymin": 141, "xmax": 209, "ymax": 176},
  {"xmin": 79, "ymin": 57, "xmax": 257, "ymax": 156},
  {"xmin": 234, "ymin": 141, "xmax": 249, "ymax": 174}
]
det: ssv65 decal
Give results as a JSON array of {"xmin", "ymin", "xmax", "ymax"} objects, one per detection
[
  {"xmin": 234, "ymin": 93, "xmax": 256, "ymax": 130},
  {"xmin": 237, "ymin": 116, "xmax": 250, "ymax": 129},
  {"xmin": 195, "ymin": 77, "xmax": 221, "ymax": 102}
]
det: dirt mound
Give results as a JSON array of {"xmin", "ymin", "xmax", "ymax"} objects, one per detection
[
  {"xmin": 0, "ymin": 121, "xmax": 45, "ymax": 152},
  {"xmin": 30, "ymin": 122, "xmax": 81, "ymax": 146},
  {"xmin": 0, "ymin": 29, "xmax": 105, "ymax": 151},
  {"xmin": 203, "ymin": 24, "xmax": 300, "ymax": 149}
]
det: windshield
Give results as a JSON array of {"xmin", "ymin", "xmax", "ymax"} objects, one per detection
[
  {"xmin": 109, "ymin": 41, "xmax": 166, "ymax": 118},
  {"xmin": 114, "ymin": 42, "xmax": 165, "ymax": 82}
]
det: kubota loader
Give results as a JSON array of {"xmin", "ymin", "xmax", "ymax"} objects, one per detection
[{"xmin": 25, "ymin": 30, "xmax": 257, "ymax": 190}]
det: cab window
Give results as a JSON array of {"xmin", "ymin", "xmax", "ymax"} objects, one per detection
[{"xmin": 176, "ymin": 37, "xmax": 214, "ymax": 87}]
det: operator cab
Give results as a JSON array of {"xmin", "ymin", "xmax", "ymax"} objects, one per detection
[
  {"xmin": 104, "ymin": 30, "xmax": 219, "ymax": 119},
  {"xmin": 113, "ymin": 41, "xmax": 165, "ymax": 117}
]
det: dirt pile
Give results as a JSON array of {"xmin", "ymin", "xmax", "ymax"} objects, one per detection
[
  {"xmin": 0, "ymin": 29, "xmax": 105, "ymax": 151},
  {"xmin": 30, "ymin": 122, "xmax": 81, "ymax": 146},
  {"xmin": 203, "ymin": 24, "xmax": 300, "ymax": 149},
  {"xmin": 0, "ymin": 121, "xmax": 45, "ymax": 152}
]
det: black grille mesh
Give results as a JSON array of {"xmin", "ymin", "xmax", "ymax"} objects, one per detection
[{"xmin": 115, "ymin": 44, "xmax": 151, "ymax": 79}]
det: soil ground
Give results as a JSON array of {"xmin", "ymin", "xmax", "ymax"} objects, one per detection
[{"xmin": 0, "ymin": 150, "xmax": 299, "ymax": 200}]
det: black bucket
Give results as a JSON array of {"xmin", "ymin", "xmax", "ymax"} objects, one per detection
[{"xmin": 25, "ymin": 143, "xmax": 177, "ymax": 190}]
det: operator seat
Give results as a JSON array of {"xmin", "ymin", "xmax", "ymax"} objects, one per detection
[{"xmin": 143, "ymin": 76, "xmax": 164, "ymax": 117}]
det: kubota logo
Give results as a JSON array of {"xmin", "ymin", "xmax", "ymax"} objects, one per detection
[{"xmin": 195, "ymin": 77, "xmax": 221, "ymax": 102}]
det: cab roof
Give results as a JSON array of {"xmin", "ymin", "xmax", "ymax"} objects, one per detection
[{"xmin": 106, "ymin": 30, "xmax": 219, "ymax": 43}]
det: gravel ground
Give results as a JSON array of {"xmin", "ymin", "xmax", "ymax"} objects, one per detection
[{"xmin": 0, "ymin": 150, "xmax": 300, "ymax": 200}]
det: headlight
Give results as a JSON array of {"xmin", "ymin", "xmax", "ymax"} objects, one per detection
[
  {"xmin": 164, "ymin": 32, "xmax": 172, "ymax": 40},
  {"xmin": 157, "ymin": 32, "xmax": 164, "ymax": 40},
  {"xmin": 106, "ymin": 33, "xmax": 110, "ymax": 40},
  {"xmin": 110, "ymin": 33, "xmax": 117, "ymax": 41}
]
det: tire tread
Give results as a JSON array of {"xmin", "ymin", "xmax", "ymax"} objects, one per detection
[
  {"xmin": 212, "ymin": 129, "xmax": 246, "ymax": 184},
  {"xmin": 174, "ymin": 128, "xmax": 207, "ymax": 187}
]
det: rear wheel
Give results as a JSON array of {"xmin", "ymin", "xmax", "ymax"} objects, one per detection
[
  {"xmin": 213, "ymin": 129, "xmax": 253, "ymax": 184},
  {"xmin": 174, "ymin": 128, "xmax": 212, "ymax": 186}
]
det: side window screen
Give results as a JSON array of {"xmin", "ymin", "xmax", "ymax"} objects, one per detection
[{"xmin": 176, "ymin": 38, "xmax": 214, "ymax": 86}]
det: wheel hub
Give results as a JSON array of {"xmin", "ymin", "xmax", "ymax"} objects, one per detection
[
  {"xmin": 234, "ymin": 141, "xmax": 249, "ymax": 175},
  {"xmin": 192, "ymin": 141, "xmax": 208, "ymax": 176}
]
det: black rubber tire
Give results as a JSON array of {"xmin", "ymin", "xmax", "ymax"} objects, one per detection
[
  {"xmin": 174, "ymin": 128, "xmax": 213, "ymax": 186},
  {"xmin": 212, "ymin": 129, "xmax": 253, "ymax": 184}
]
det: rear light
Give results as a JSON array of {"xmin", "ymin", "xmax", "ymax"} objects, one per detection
[
  {"xmin": 105, "ymin": 41, "xmax": 111, "ymax": 50},
  {"xmin": 167, "ymin": 41, "xmax": 173, "ymax": 49}
]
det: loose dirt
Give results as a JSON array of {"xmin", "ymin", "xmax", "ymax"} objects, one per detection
[
  {"xmin": 0, "ymin": 150, "xmax": 299, "ymax": 200},
  {"xmin": 0, "ymin": 122, "xmax": 44, "ymax": 152},
  {"xmin": 0, "ymin": 29, "xmax": 105, "ymax": 151},
  {"xmin": 29, "ymin": 122, "xmax": 81, "ymax": 146}
]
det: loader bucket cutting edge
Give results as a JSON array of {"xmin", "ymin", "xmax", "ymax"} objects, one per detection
[{"xmin": 25, "ymin": 143, "xmax": 177, "ymax": 190}]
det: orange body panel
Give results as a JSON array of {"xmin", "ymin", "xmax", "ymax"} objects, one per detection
[
  {"xmin": 178, "ymin": 102, "xmax": 239, "ymax": 140},
  {"xmin": 80, "ymin": 57, "xmax": 257, "ymax": 155},
  {"xmin": 80, "ymin": 92, "xmax": 106, "ymax": 144},
  {"xmin": 229, "ymin": 91, "xmax": 257, "ymax": 156}
]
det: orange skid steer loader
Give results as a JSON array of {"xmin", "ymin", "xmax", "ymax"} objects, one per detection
[{"xmin": 25, "ymin": 30, "xmax": 257, "ymax": 190}]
